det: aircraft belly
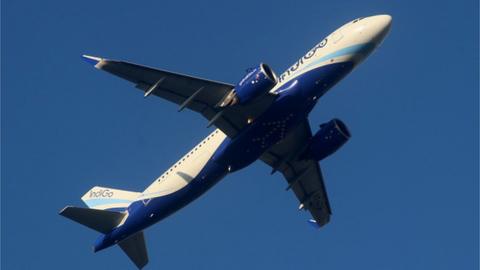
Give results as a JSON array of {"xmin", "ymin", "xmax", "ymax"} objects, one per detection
[
  {"xmin": 212, "ymin": 93, "xmax": 309, "ymax": 172},
  {"xmin": 114, "ymin": 159, "xmax": 228, "ymax": 237},
  {"xmin": 297, "ymin": 61, "xmax": 355, "ymax": 98}
]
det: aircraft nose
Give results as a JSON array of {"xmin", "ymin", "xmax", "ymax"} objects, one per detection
[
  {"xmin": 366, "ymin": 14, "xmax": 392, "ymax": 44},
  {"xmin": 374, "ymin": 14, "xmax": 392, "ymax": 27}
]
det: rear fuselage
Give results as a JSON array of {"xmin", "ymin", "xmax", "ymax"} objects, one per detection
[{"xmin": 94, "ymin": 15, "xmax": 392, "ymax": 251}]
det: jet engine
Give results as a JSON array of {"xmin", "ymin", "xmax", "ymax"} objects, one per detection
[
  {"xmin": 219, "ymin": 63, "xmax": 277, "ymax": 107},
  {"xmin": 305, "ymin": 118, "xmax": 351, "ymax": 161}
]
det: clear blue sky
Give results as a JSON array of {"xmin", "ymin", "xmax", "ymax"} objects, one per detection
[{"xmin": 2, "ymin": 0, "xmax": 478, "ymax": 269}]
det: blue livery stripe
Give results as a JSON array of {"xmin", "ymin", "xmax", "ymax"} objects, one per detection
[
  {"xmin": 299, "ymin": 43, "xmax": 375, "ymax": 74},
  {"xmin": 84, "ymin": 198, "xmax": 132, "ymax": 207},
  {"xmin": 315, "ymin": 43, "xmax": 375, "ymax": 63}
]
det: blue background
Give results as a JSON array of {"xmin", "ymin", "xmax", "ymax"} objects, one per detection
[{"xmin": 2, "ymin": 1, "xmax": 478, "ymax": 269}]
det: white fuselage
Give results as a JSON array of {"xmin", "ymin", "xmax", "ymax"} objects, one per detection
[{"xmin": 140, "ymin": 129, "xmax": 227, "ymax": 201}]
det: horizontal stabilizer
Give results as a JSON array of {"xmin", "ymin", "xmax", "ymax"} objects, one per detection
[
  {"xmin": 119, "ymin": 231, "xmax": 149, "ymax": 269},
  {"xmin": 59, "ymin": 206, "xmax": 126, "ymax": 234},
  {"xmin": 82, "ymin": 186, "xmax": 141, "ymax": 211}
]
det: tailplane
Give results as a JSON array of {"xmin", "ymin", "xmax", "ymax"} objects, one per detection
[
  {"xmin": 60, "ymin": 206, "xmax": 149, "ymax": 269},
  {"xmin": 119, "ymin": 231, "xmax": 149, "ymax": 269},
  {"xmin": 59, "ymin": 206, "xmax": 126, "ymax": 233},
  {"xmin": 60, "ymin": 186, "xmax": 148, "ymax": 269}
]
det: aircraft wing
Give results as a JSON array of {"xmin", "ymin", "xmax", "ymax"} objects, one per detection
[
  {"xmin": 82, "ymin": 55, "xmax": 276, "ymax": 138},
  {"xmin": 260, "ymin": 120, "xmax": 332, "ymax": 227}
]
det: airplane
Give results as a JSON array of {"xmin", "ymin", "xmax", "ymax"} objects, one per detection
[{"xmin": 60, "ymin": 14, "xmax": 392, "ymax": 269}]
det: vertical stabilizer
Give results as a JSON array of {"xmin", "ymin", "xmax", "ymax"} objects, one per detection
[{"xmin": 81, "ymin": 186, "xmax": 140, "ymax": 211}]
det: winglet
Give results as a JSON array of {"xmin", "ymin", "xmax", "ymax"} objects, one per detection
[{"xmin": 82, "ymin": 54, "xmax": 103, "ymax": 67}]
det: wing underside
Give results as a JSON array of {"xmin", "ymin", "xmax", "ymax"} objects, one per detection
[
  {"xmin": 260, "ymin": 120, "xmax": 332, "ymax": 227},
  {"xmin": 83, "ymin": 55, "xmax": 276, "ymax": 138}
]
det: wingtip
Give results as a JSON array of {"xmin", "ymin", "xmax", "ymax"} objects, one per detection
[
  {"xmin": 82, "ymin": 54, "xmax": 103, "ymax": 67},
  {"xmin": 307, "ymin": 219, "xmax": 320, "ymax": 229}
]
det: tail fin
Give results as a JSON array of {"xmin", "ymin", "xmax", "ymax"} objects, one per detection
[
  {"xmin": 59, "ymin": 206, "xmax": 126, "ymax": 233},
  {"xmin": 61, "ymin": 186, "xmax": 148, "ymax": 269},
  {"xmin": 81, "ymin": 186, "xmax": 140, "ymax": 211}
]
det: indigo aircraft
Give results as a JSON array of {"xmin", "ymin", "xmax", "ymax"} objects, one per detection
[{"xmin": 61, "ymin": 15, "xmax": 392, "ymax": 269}]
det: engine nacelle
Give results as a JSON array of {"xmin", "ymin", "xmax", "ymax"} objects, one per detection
[
  {"xmin": 306, "ymin": 118, "xmax": 351, "ymax": 161},
  {"xmin": 219, "ymin": 63, "xmax": 277, "ymax": 107}
]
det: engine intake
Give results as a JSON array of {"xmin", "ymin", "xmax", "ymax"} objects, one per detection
[
  {"xmin": 219, "ymin": 63, "xmax": 277, "ymax": 107},
  {"xmin": 306, "ymin": 118, "xmax": 351, "ymax": 161}
]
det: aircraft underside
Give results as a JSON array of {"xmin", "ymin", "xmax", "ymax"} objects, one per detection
[{"xmin": 60, "ymin": 14, "xmax": 392, "ymax": 269}]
